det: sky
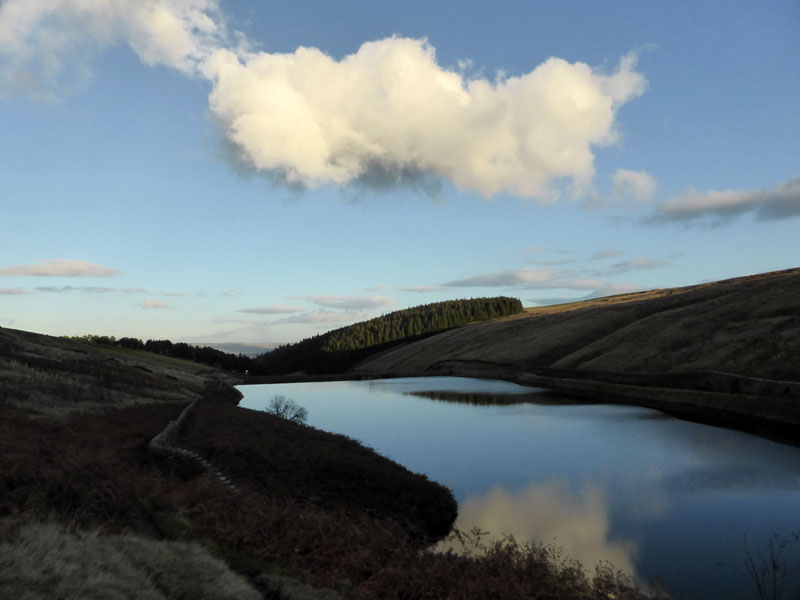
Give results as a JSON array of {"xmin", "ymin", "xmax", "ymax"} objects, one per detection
[{"xmin": 1, "ymin": 0, "xmax": 798, "ymax": 345}]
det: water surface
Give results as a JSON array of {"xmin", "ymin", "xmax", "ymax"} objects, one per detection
[{"xmin": 240, "ymin": 377, "xmax": 800, "ymax": 599}]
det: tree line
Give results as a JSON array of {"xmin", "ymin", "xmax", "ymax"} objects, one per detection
[
  {"xmin": 252, "ymin": 297, "xmax": 523, "ymax": 375},
  {"xmin": 64, "ymin": 335, "xmax": 253, "ymax": 373},
  {"xmin": 65, "ymin": 297, "xmax": 522, "ymax": 376}
]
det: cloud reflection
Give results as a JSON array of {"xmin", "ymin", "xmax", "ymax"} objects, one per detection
[{"xmin": 443, "ymin": 480, "xmax": 637, "ymax": 576}]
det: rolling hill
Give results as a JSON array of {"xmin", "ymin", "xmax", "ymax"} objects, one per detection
[{"xmin": 354, "ymin": 268, "xmax": 800, "ymax": 382}]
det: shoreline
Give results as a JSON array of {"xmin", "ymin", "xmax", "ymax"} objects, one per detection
[{"xmin": 238, "ymin": 366, "xmax": 800, "ymax": 447}]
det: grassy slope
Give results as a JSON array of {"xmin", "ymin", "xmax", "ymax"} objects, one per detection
[
  {"xmin": 354, "ymin": 268, "xmax": 800, "ymax": 381},
  {"xmin": 0, "ymin": 326, "xmax": 226, "ymax": 416}
]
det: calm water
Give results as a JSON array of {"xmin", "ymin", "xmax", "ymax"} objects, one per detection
[{"xmin": 239, "ymin": 377, "xmax": 800, "ymax": 600}]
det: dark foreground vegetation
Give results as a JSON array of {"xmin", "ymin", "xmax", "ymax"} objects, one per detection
[
  {"xmin": 0, "ymin": 324, "xmax": 657, "ymax": 599},
  {"xmin": 253, "ymin": 297, "xmax": 523, "ymax": 375}
]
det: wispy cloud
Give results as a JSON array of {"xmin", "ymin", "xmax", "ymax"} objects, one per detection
[
  {"xmin": 365, "ymin": 284, "xmax": 389, "ymax": 293},
  {"xmin": 590, "ymin": 248, "xmax": 624, "ymax": 260},
  {"xmin": 425, "ymin": 266, "xmax": 645, "ymax": 302},
  {"xmin": 238, "ymin": 305, "xmax": 305, "ymax": 315},
  {"xmin": 0, "ymin": 0, "xmax": 227, "ymax": 99},
  {"xmin": 0, "ymin": 287, "xmax": 27, "ymax": 295},
  {"xmin": 611, "ymin": 169, "xmax": 657, "ymax": 203},
  {"xmin": 291, "ymin": 295, "xmax": 395, "ymax": 311},
  {"xmin": 651, "ymin": 176, "xmax": 800, "ymax": 224},
  {"xmin": 35, "ymin": 286, "xmax": 146, "ymax": 294},
  {"xmin": 0, "ymin": 259, "xmax": 123, "ymax": 277},
  {"xmin": 0, "ymin": 1, "xmax": 647, "ymax": 199},
  {"xmin": 594, "ymin": 258, "xmax": 669, "ymax": 276},
  {"xmin": 443, "ymin": 269, "xmax": 557, "ymax": 288},
  {"xmin": 142, "ymin": 299, "xmax": 169, "ymax": 310}
]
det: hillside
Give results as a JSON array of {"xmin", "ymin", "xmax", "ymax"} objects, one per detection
[
  {"xmin": 253, "ymin": 296, "xmax": 523, "ymax": 375},
  {"xmin": 0, "ymin": 326, "xmax": 232, "ymax": 415},
  {"xmin": 354, "ymin": 268, "xmax": 800, "ymax": 381}
]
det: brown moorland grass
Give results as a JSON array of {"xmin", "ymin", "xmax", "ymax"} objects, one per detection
[
  {"xmin": 355, "ymin": 267, "xmax": 800, "ymax": 382},
  {"xmin": 0, "ymin": 522, "xmax": 262, "ymax": 600},
  {"xmin": 181, "ymin": 398, "xmax": 458, "ymax": 541},
  {"xmin": 0, "ymin": 326, "xmax": 224, "ymax": 416}
]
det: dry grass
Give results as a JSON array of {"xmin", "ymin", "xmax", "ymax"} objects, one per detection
[
  {"xmin": 0, "ymin": 522, "xmax": 261, "ymax": 600},
  {"xmin": 0, "ymin": 326, "xmax": 231, "ymax": 417},
  {"xmin": 356, "ymin": 267, "xmax": 800, "ymax": 382}
]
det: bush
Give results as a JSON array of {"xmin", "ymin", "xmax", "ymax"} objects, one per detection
[{"xmin": 265, "ymin": 395, "xmax": 308, "ymax": 424}]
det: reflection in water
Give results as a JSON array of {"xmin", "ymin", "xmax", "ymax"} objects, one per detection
[
  {"xmin": 406, "ymin": 390, "xmax": 528, "ymax": 405},
  {"xmin": 441, "ymin": 480, "xmax": 637, "ymax": 577},
  {"xmin": 406, "ymin": 389, "xmax": 593, "ymax": 406}
]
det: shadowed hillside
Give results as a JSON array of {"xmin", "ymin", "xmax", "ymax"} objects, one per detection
[{"xmin": 354, "ymin": 268, "xmax": 800, "ymax": 382}]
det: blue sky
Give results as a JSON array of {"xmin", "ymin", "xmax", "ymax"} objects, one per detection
[{"xmin": 1, "ymin": 0, "xmax": 798, "ymax": 345}]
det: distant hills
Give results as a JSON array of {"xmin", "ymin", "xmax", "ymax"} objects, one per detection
[
  {"xmin": 194, "ymin": 343, "xmax": 277, "ymax": 358},
  {"xmin": 354, "ymin": 268, "xmax": 800, "ymax": 383}
]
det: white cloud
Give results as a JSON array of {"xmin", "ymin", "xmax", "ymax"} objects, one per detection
[
  {"xmin": 290, "ymin": 295, "xmax": 395, "ymax": 311},
  {"xmin": 0, "ymin": 259, "xmax": 123, "ymax": 277},
  {"xmin": 611, "ymin": 169, "xmax": 657, "ymax": 203},
  {"xmin": 1, "ymin": 2, "xmax": 646, "ymax": 199},
  {"xmin": 652, "ymin": 176, "xmax": 800, "ymax": 223},
  {"xmin": 204, "ymin": 42, "xmax": 646, "ymax": 198},
  {"xmin": 0, "ymin": 0, "xmax": 226, "ymax": 98},
  {"xmin": 0, "ymin": 287, "xmax": 27, "ymax": 295},
  {"xmin": 444, "ymin": 268, "xmax": 557, "ymax": 288},
  {"xmin": 237, "ymin": 305, "xmax": 305, "ymax": 315},
  {"xmin": 142, "ymin": 299, "xmax": 169, "ymax": 309}
]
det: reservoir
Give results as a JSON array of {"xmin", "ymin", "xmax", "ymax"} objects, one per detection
[{"xmin": 239, "ymin": 377, "xmax": 800, "ymax": 600}]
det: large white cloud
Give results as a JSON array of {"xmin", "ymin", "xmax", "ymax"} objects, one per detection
[
  {"xmin": 1, "ymin": 1, "xmax": 646, "ymax": 199},
  {"xmin": 203, "ymin": 41, "xmax": 646, "ymax": 198}
]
